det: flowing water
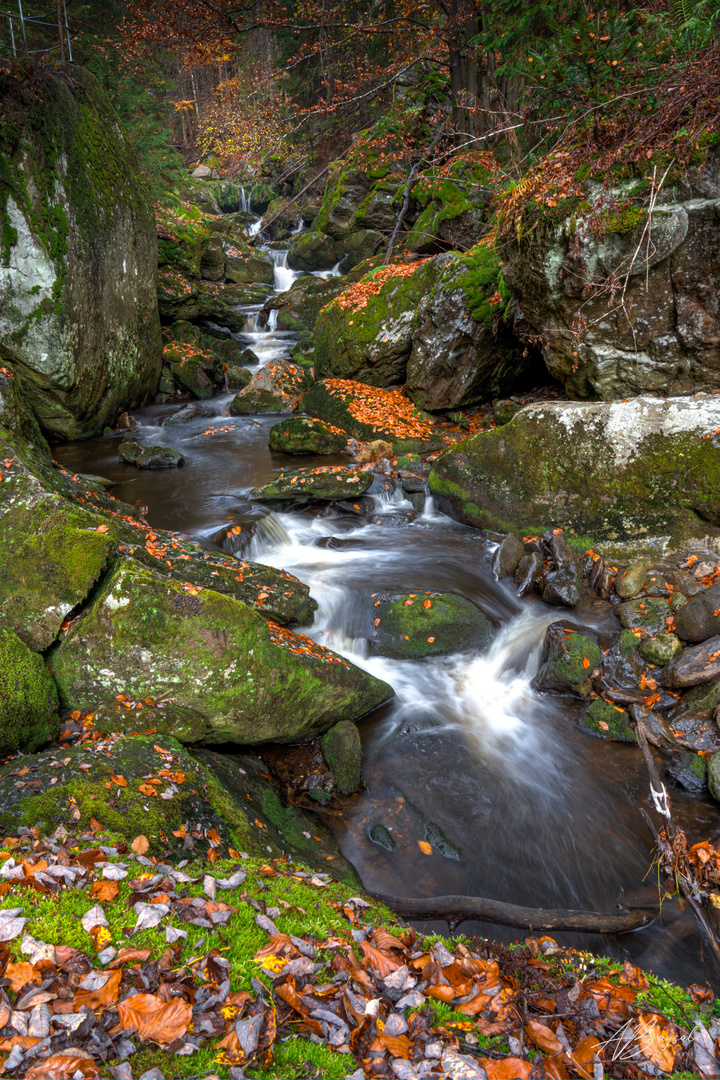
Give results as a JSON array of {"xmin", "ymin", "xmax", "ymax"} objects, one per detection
[{"xmin": 53, "ymin": 227, "xmax": 720, "ymax": 991}]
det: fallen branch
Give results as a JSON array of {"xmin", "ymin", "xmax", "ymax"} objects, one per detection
[{"xmin": 372, "ymin": 892, "xmax": 656, "ymax": 934}]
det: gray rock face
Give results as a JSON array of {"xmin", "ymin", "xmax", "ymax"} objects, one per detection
[
  {"xmin": 502, "ymin": 150, "xmax": 720, "ymax": 400},
  {"xmin": 405, "ymin": 260, "xmax": 527, "ymax": 411},
  {"xmin": 287, "ymin": 232, "xmax": 341, "ymax": 271},
  {"xmin": 0, "ymin": 67, "xmax": 162, "ymax": 438},
  {"xmin": 674, "ymin": 582, "xmax": 720, "ymax": 642},
  {"xmin": 429, "ymin": 395, "xmax": 720, "ymax": 543},
  {"xmin": 664, "ymin": 635, "xmax": 720, "ymax": 688},
  {"xmin": 491, "ymin": 534, "xmax": 526, "ymax": 580}
]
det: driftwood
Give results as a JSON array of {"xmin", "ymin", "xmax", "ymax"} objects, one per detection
[{"xmin": 372, "ymin": 892, "xmax": 656, "ymax": 935}]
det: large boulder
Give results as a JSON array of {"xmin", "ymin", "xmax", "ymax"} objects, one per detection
[
  {"xmin": 49, "ymin": 559, "xmax": 393, "ymax": 744},
  {"xmin": 313, "ymin": 164, "xmax": 373, "ymax": 241},
  {"xmin": 405, "ymin": 250, "xmax": 528, "ymax": 411},
  {"xmin": 369, "ymin": 591, "xmax": 495, "ymax": 659},
  {"xmin": 0, "ymin": 67, "xmax": 162, "ymax": 438},
  {"xmin": 0, "ymin": 627, "xmax": 60, "ymax": 756},
  {"xmin": 501, "ymin": 149, "xmax": 720, "ymax": 400},
  {"xmin": 229, "ymin": 360, "xmax": 313, "ymax": 414},
  {"xmin": 250, "ymin": 466, "xmax": 373, "ymax": 505},
  {"xmin": 269, "ymin": 416, "xmax": 347, "ymax": 455},
  {"xmin": 300, "ymin": 379, "xmax": 448, "ymax": 454},
  {"xmin": 264, "ymin": 274, "xmax": 346, "ymax": 332},
  {"xmin": 313, "ymin": 258, "xmax": 441, "ymax": 385},
  {"xmin": 287, "ymin": 231, "xmax": 341, "ymax": 271},
  {"xmin": 406, "ymin": 163, "xmax": 493, "ymax": 255},
  {"xmin": 429, "ymin": 396, "xmax": 720, "ymax": 544},
  {"xmin": 223, "ymin": 241, "xmax": 274, "ymax": 285}
]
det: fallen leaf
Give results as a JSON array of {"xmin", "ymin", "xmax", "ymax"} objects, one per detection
[
  {"xmin": 90, "ymin": 880, "xmax": 119, "ymax": 903},
  {"xmin": 73, "ymin": 968, "xmax": 122, "ymax": 1011},
  {"xmin": 4, "ymin": 961, "xmax": 38, "ymax": 993},
  {"xmin": 117, "ymin": 993, "xmax": 192, "ymax": 1045},
  {"xmin": 111, "ymin": 775, "xmax": 127, "ymax": 787},
  {"xmin": 131, "ymin": 835, "xmax": 149, "ymax": 855},
  {"xmin": 524, "ymin": 1019, "xmax": 562, "ymax": 1055},
  {"xmin": 481, "ymin": 1057, "xmax": 532, "ymax": 1079},
  {"xmin": 418, "ymin": 840, "xmax": 432, "ymax": 855},
  {"xmin": 634, "ymin": 1014, "xmax": 677, "ymax": 1073},
  {"xmin": 25, "ymin": 1052, "xmax": 100, "ymax": 1079}
]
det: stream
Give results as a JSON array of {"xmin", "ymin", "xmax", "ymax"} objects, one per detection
[{"xmin": 53, "ymin": 224, "xmax": 720, "ymax": 993}]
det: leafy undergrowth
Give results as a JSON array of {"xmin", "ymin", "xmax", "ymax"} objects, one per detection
[
  {"xmin": 321, "ymin": 381, "xmax": 445, "ymax": 446},
  {"xmin": 332, "ymin": 260, "xmax": 431, "ymax": 313},
  {"xmin": 0, "ymin": 833, "xmax": 716, "ymax": 1079}
]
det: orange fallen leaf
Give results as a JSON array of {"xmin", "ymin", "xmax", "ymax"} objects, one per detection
[
  {"xmin": 73, "ymin": 968, "xmax": 122, "ymax": 1011},
  {"xmin": 5, "ymin": 961, "xmax": 38, "ymax": 993},
  {"xmin": 418, "ymin": 840, "xmax": 432, "ymax": 854},
  {"xmin": 131, "ymin": 835, "xmax": 149, "ymax": 854},
  {"xmin": 91, "ymin": 880, "xmax": 119, "ymax": 903},
  {"xmin": 423, "ymin": 599, "xmax": 432, "ymax": 609},
  {"xmin": 481, "ymin": 1057, "xmax": 532, "ymax": 1079},
  {"xmin": 25, "ymin": 1053, "xmax": 100, "ymax": 1079},
  {"xmin": 582, "ymin": 656, "xmax": 590, "ymax": 669},
  {"xmin": 117, "ymin": 993, "xmax": 192, "ymax": 1045}
]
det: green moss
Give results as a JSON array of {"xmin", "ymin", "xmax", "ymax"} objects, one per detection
[
  {"xmin": 602, "ymin": 205, "xmax": 647, "ymax": 235},
  {"xmin": 0, "ymin": 627, "xmax": 59, "ymax": 755},
  {"xmin": 579, "ymin": 698, "xmax": 636, "ymax": 743},
  {"xmin": 371, "ymin": 590, "xmax": 495, "ymax": 659},
  {"xmin": 457, "ymin": 241, "xmax": 511, "ymax": 328}
]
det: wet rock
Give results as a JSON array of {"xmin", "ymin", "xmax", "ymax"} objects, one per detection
[
  {"xmin": 533, "ymin": 624, "xmax": 601, "ymax": 698},
  {"xmin": 539, "ymin": 531, "xmax": 581, "ymax": 607},
  {"xmin": 628, "ymin": 704, "xmax": 677, "ymax": 748},
  {"xmin": 320, "ymin": 721, "xmax": 362, "ymax": 795},
  {"xmin": 165, "ymin": 403, "xmax": 215, "ymax": 425},
  {"xmin": 674, "ymin": 582, "xmax": 720, "ymax": 643},
  {"xmin": 230, "ymin": 360, "xmax": 313, "ymax": 414},
  {"xmin": 424, "ymin": 823, "xmax": 464, "ymax": 862},
  {"xmin": 400, "ymin": 475, "xmax": 426, "ymax": 494},
  {"xmin": 250, "ymin": 466, "xmax": 373, "ymax": 505},
  {"xmin": 300, "ymin": 380, "xmax": 445, "ymax": 455},
  {"xmin": 0, "ymin": 628, "xmax": 60, "ymax": 756},
  {"xmin": 516, "ymin": 551, "xmax": 543, "ymax": 597},
  {"xmin": 369, "ymin": 824, "xmax": 396, "ymax": 850},
  {"xmin": 49, "ymin": 558, "xmax": 394, "ymax": 745},
  {"xmin": 369, "ymin": 590, "xmax": 495, "ymax": 660},
  {"xmin": 223, "ymin": 246, "xmax": 274, "ymax": 285},
  {"xmin": 668, "ymin": 751, "xmax": 708, "ymax": 794},
  {"xmin": 491, "ymin": 534, "xmax": 525, "ymax": 581},
  {"xmin": 429, "ymin": 396, "xmax": 720, "ymax": 542},
  {"xmin": 355, "ymin": 439, "xmax": 393, "ymax": 465},
  {"xmin": 368, "ymin": 511, "xmax": 419, "ymax": 528},
  {"xmin": 493, "ymin": 400, "xmax": 523, "ymax": 426},
  {"xmin": 225, "ymin": 364, "xmax": 253, "ymax": 392},
  {"xmin": 639, "ymin": 633, "xmax": 683, "ymax": 666},
  {"xmin": 119, "ymin": 441, "xmax": 184, "ymax": 469},
  {"xmin": 339, "ymin": 229, "xmax": 384, "ymax": 272},
  {"xmin": 199, "ymin": 234, "xmax": 225, "ymax": 281},
  {"xmin": 264, "ymin": 275, "xmax": 346, "ymax": 332},
  {"xmin": 616, "ymin": 560, "xmax": 650, "ymax": 599},
  {"xmin": 707, "ymin": 752, "xmax": 720, "ymax": 802},
  {"xmin": 579, "ymin": 699, "xmax": 636, "ymax": 743},
  {"xmin": 333, "ymin": 496, "xmax": 376, "ymax": 517},
  {"xmin": 617, "ymin": 597, "xmax": 672, "ymax": 635},
  {"xmin": 671, "ymin": 676, "xmax": 720, "ymax": 727},
  {"xmin": 287, "ymin": 231, "xmax": 341, "ymax": 271},
  {"xmin": 269, "ymin": 416, "xmax": 347, "ymax": 455},
  {"xmin": 664, "ymin": 636, "xmax": 720, "ymax": 688}
]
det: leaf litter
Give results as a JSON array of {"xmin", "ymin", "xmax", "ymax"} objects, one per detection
[{"xmin": 0, "ymin": 830, "xmax": 715, "ymax": 1079}]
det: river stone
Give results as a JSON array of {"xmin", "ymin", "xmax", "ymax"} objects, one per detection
[
  {"xmin": 250, "ymin": 466, "xmax": 372, "ymax": 505},
  {"xmin": 225, "ymin": 364, "xmax": 253, "ymax": 391},
  {"xmin": 533, "ymin": 624, "xmax": 601, "ymax": 698},
  {"xmin": 491, "ymin": 534, "xmax": 525, "ymax": 580},
  {"xmin": 707, "ymin": 753, "xmax": 720, "ymax": 802},
  {"xmin": 628, "ymin": 704, "xmax": 677, "ymax": 749},
  {"xmin": 369, "ymin": 591, "xmax": 495, "ymax": 660},
  {"xmin": 493, "ymin": 400, "xmax": 523, "ymax": 426},
  {"xmin": 49, "ymin": 558, "xmax": 393, "ymax": 745},
  {"xmin": 165, "ymin": 403, "xmax": 215, "ymax": 425},
  {"xmin": 668, "ymin": 751, "xmax": 708, "ymax": 794},
  {"xmin": 320, "ymin": 721, "xmax": 362, "ymax": 794},
  {"xmin": 0, "ymin": 628, "xmax": 60, "ymax": 756},
  {"xmin": 663, "ymin": 636, "xmax": 720, "ymax": 688},
  {"xmin": 0, "ymin": 477, "xmax": 115, "ymax": 651},
  {"xmin": 264, "ymin": 275, "xmax": 346, "ymax": 333},
  {"xmin": 517, "ymin": 551, "xmax": 543, "ymax": 596},
  {"xmin": 230, "ymin": 360, "xmax": 313, "ymax": 415},
  {"xmin": 617, "ymin": 597, "xmax": 672, "ymax": 635},
  {"xmin": 369, "ymin": 510, "xmax": 418, "ymax": 528},
  {"xmin": 674, "ymin": 582, "xmax": 720, "ymax": 643},
  {"xmin": 334, "ymin": 496, "xmax": 376, "ymax": 517},
  {"xmin": 671, "ymin": 676, "xmax": 720, "ymax": 726},
  {"xmin": 0, "ymin": 68, "xmax": 162, "ymax": 438},
  {"xmin": 369, "ymin": 824, "xmax": 396, "ymax": 850},
  {"xmin": 639, "ymin": 633, "xmax": 683, "ymax": 666},
  {"xmin": 299, "ymin": 380, "xmax": 445, "ymax": 455},
  {"xmin": 119, "ymin": 440, "xmax": 184, "ymax": 469},
  {"xmin": 287, "ymin": 231, "xmax": 341, "ymax": 271},
  {"xmin": 428, "ymin": 396, "xmax": 720, "ymax": 543},
  {"xmin": 579, "ymin": 699, "xmax": 636, "ymax": 743},
  {"xmin": 269, "ymin": 417, "xmax": 347, "ymax": 455},
  {"xmin": 616, "ymin": 560, "xmax": 650, "ymax": 599}
]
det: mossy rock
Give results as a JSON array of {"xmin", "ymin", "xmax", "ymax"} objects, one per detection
[
  {"xmin": 229, "ymin": 360, "xmax": 313, "ymax": 415},
  {"xmin": 493, "ymin": 400, "xmax": 522, "ymax": 426},
  {"xmin": 225, "ymin": 364, "xmax": 253, "ymax": 391},
  {"xmin": 0, "ymin": 627, "xmax": 60, "ymax": 756},
  {"xmin": 287, "ymin": 231, "xmax": 341, "ymax": 271},
  {"xmin": 707, "ymin": 751, "xmax": 720, "ymax": 801},
  {"xmin": 579, "ymin": 698, "xmax": 636, "ymax": 742},
  {"xmin": 0, "ymin": 362, "xmax": 51, "ymax": 460},
  {"xmin": 224, "ymin": 248, "xmax": 274, "ymax": 285},
  {"xmin": 429, "ymin": 397, "xmax": 720, "ymax": 543},
  {"xmin": 0, "ymin": 66, "xmax": 162, "ymax": 438},
  {"xmin": 299, "ymin": 380, "xmax": 445, "ymax": 455},
  {"xmin": 313, "ymin": 258, "xmax": 441, "ymax": 386},
  {"xmin": 268, "ymin": 417, "xmax": 347, "ymax": 455},
  {"xmin": 49, "ymin": 558, "xmax": 393, "ymax": 745},
  {"xmin": 369, "ymin": 591, "xmax": 495, "ymax": 660},
  {"xmin": 250, "ymin": 466, "xmax": 372, "ymax": 505},
  {"xmin": 617, "ymin": 597, "xmax": 672, "ymax": 635},
  {"xmin": 157, "ymin": 268, "xmax": 199, "ymax": 321},
  {"xmin": 320, "ymin": 721, "xmax": 362, "ymax": 794},
  {"xmin": 639, "ymin": 633, "xmax": 683, "ymax": 666},
  {"xmin": 157, "ymin": 203, "xmax": 210, "ymax": 277},
  {"xmin": 668, "ymin": 750, "xmax": 707, "ymax": 793},
  {"xmin": 118, "ymin": 440, "xmax": 184, "ymax": 469},
  {"xmin": 533, "ymin": 623, "xmax": 601, "ymax": 698},
  {"xmin": 0, "ymin": 476, "xmax": 115, "ymax": 651},
  {"xmin": 264, "ymin": 275, "xmax": 346, "ymax": 332}
]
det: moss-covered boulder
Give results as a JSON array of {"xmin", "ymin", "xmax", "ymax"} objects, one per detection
[
  {"xmin": 118, "ymin": 439, "xmax": 184, "ymax": 469},
  {"xmin": 320, "ymin": 721, "xmax": 362, "ymax": 794},
  {"xmin": 579, "ymin": 698, "xmax": 636, "ymax": 742},
  {"xmin": 0, "ymin": 476, "xmax": 115, "ymax": 650},
  {"xmin": 264, "ymin": 275, "xmax": 346, "ymax": 332},
  {"xmin": 533, "ymin": 623, "xmax": 601, "ymax": 698},
  {"xmin": 299, "ymin": 379, "xmax": 446, "ymax": 455},
  {"xmin": 339, "ymin": 229, "xmax": 384, "ymax": 271},
  {"xmin": 0, "ymin": 361, "xmax": 51, "ymax": 460},
  {"xmin": 429, "ymin": 396, "xmax": 720, "ymax": 543},
  {"xmin": 668, "ymin": 750, "xmax": 708, "ymax": 793},
  {"xmin": 230, "ymin": 360, "xmax": 313, "ymax": 414},
  {"xmin": 405, "ymin": 249, "xmax": 527, "ymax": 412},
  {"xmin": 0, "ymin": 628, "xmax": 59, "ymax": 755},
  {"xmin": 250, "ymin": 466, "xmax": 372, "ymax": 505},
  {"xmin": 617, "ymin": 597, "xmax": 672, "ymax": 635},
  {"xmin": 287, "ymin": 232, "xmax": 341, "ymax": 271},
  {"xmin": 224, "ymin": 243, "xmax": 274, "ymax": 285},
  {"xmin": 199, "ymin": 233, "xmax": 225, "ymax": 281},
  {"xmin": 639, "ymin": 633, "xmax": 684, "ymax": 666},
  {"xmin": 313, "ymin": 258, "xmax": 441, "ymax": 385},
  {"xmin": 196, "ymin": 280, "xmax": 269, "ymax": 330},
  {"xmin": 269, "ymin": 416, "xmax": 347, "ymax": 455},
  {"xmin": 406, "ymin": 160, "xmax": 493, "ymax": 255},
  {"xmin": 156, "ymin": 200, "xmax": 210, "ymax": 278},
  {"xmin": 157, "ymin": 267, "xmax": 199, "ymax": 321},
  {"xmin": 707, "ymin": 751, "xmax": 720, "ymax": 802},
  {"xmin": 313, "ymin": 164, "xmax": 373, "ymax": 241},
  {"xmin": 49, "ymin": 558, "xmax": 393, "ymax": 744},
  {"xmin": 162, "ymin": 342, "xmax": 217, "ymax": 398},
  {"xmin": 0, "ymin": 67, "xmax": 162, "ymax": 438},
  {"xmin": 369, "ymin": 591, "xmax": 495, "ymax": 659}
]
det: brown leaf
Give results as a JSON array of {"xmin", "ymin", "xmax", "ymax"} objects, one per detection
[
  {"xmin": 570, "ymin": 1035, "xmax": 602, "ymax": 1080},
  {"xmin": 108, "ymin": 948, "xmax": 152, "ymax": 969},
  {"xmin": 634, "ymin": 1014, "xmax": 677, "ymax": 1073},
  {"xmin": 481, "ymin": 1057, "xmax": 532, "ymax": 1079},
  {"xmin": 73, "ymin": 968, "xmax": 122, "ymax": 1011},
  {"xmin": 371, "ymin": 927, "xmax": 407, "ymax": 954},
  {"xmin": 25, "ymin": 1052, "xmax": 100, "ymax": 1079},
  {"xmin": 117, "ymin": 993, "xmax": 192, "ymax": 1044},
  {"xmin": 131, "ymin": 835, "xmax": 149, "ymax": 854},
  {"xmin": 359, "ymin": 940, "xmax": 403, "ymax": 977},
  {"xmin": 90, "ymin": 880, "xmax": 119, "ymax": 903},
  {"xmin": 525, "ymin": 1019, "xmax": 562, "ymax": 1055},
  {"xmin": 540, "ymin": 1055, "xmax": 570, "ymax": 1079},
  {"xmin": 371, "ymin": 1032, "xmax": 412, "ymax": 1058},
  {"xmin": 5, "ymin": 961, "xmax": 39, "ymax": 993}
]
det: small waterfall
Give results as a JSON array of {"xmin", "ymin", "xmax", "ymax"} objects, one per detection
[
  {"xmin": 256, "ymin": 512, "xmax": 292, "ymax": 547},
  {"xmin": 239, "ymin": 186, "xmax": 248, "ymax": 213},
  {"xmin": 271, "ymin": 250, "xmax": 298, "ymax": 292},
  {"xmin": 247, "ymin": 218, "xmax": 263, "ymax": 238},
  {"xmin": 267, "ymin": 308, "xmax": 279, "ymax": 331}
]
